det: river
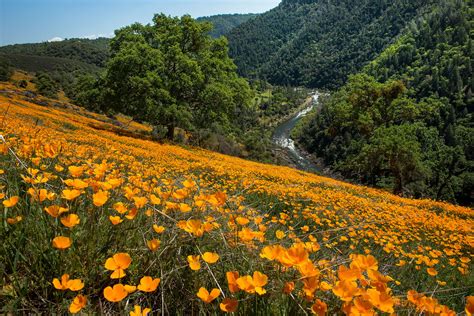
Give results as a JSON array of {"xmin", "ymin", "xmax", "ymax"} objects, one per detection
[{"xmin": 272, "ymin": 93, "xmax": 320, "ymax": 172}]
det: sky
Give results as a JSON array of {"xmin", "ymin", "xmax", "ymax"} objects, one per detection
[{"xmin": 0, "ymin": 0, "xmax": 281, "ymax": 46}]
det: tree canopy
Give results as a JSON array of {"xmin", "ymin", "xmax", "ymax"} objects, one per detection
[
  {"xmin": 81, "ymin": 14, "xmax": 254, "ymax": 140},
  {"xmin": 298, "ymin": 0, "xmax": 473, "ymax": 204}
]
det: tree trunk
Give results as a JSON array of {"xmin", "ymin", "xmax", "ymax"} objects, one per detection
[{"xmin": 166, "ymin": 125, "xmax": 175, "ymax": 140}]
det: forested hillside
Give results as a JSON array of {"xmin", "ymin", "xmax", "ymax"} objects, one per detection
[
  {"xmin": 197, "ymin": 13, "xmax": 258, "ymax": 38},
  {"xmin": 228, "ymin": 0, "xmax": 437, "ymax": 89},
  {"xmin": 298, "ymin": 0, "xmax": 473, "ymax": 205},
  {"xmin": 0, "ymin": 38, "xmax": 109, "ymax": 68}
]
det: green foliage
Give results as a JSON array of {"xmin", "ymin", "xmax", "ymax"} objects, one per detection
[
  {"xmin": 228, "ymin": 0, "xmax": 436, "ymax": 89},
  {"xmin": 0, "ymin": 38, "xmax": 109, "ymax": 67},
  {"xmin": 298, "ymin": 0, "xmax": 473, "ymax": 205},
  {"xmin": 197, "ymin": 14, "xmax": 258, "ymax": 38},
  {"xmin": 33, "ymin": 72, "xmax": 59, "ymax": 99},
  {"xmin": 17, "ymin": 79, "xmax": 28, "ymax": 88},
  {"xmin": 0, "ymin": 38, "xmax": 107, "ymax": 99},
  {"xmin": 0, "ymin": 57, "xmax": 12, "ymax": 81},
  {"xmin": 82, "ymin": 15, "xmax": 255, "ymax": 140}
]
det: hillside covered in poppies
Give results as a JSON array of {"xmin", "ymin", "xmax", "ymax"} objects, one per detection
[{"xmin": 0, "ymin": 81, "xmax": 472, "ymax": 314}]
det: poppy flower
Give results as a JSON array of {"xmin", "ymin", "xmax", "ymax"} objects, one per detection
[
  {"xmin": 366, "ymin": 288, "xmax": 395, "ymax": 313},
  {"xmin": 226, "ymin": 271, "xmax": 240, "ymax": 293},
  {"xmin": 236, "ymin": 271, "xmax": 268, "ymax": 295},
  {"xmin": 109, "ymin": 216, "xmax": 123, "ymax": 225},
  {"xmin": 275, "ymin": 230, "xmax": 286, "ymax": 239},
  {"xmin": 260, "ymin": 245, "xmax": 283, "ymax": 261},
  {"xmin": 137, "ymin": 276, "xmax": 160, "ymax": 292},
  {"xmin": 3, "ymin": 196, "xmax": 19, "ymax": 208},
  {"xmin": 220, "ymin": 298, "xmax": 238, "ymax": 313},
  {"xmin": 182, "ymin": 179, "xmax": 196, "ymax": 188},
  {"xmin": 179, "ymin": 203, "xmax": 192, "ymax": 213},
  {"xmin": 180, "ymin": 219, "xmax": 205, "ymax": 237},
  {"xmin": 103, "ymin": 284, "xmax": 128, "ymax": 302},
  {"xmin": 427, "ymin": 267, "xmax": 438, "ymax": 276},
  {"xmin": 69, "ymin": 294, "xmax": 87, "ymax": 314},
  {"xmin": 93, "ymin": 190, "xmax": 109, "ymax": 207},
  {"xmin": 187, "ymin": 255, "xmax": 201, "ymax": 271},
  {"xmin": 147, "ymin": 239, "xmax": 161, "ymax": 252},
  {"xmin": 52, "ymin": 236, "xmax": 71, "ymax": 250},
  {"xmin": 52, "ymin": 274, "xmax": 84, "ymax": 291},
  {"xmin": 279, "ymin": 244, "xmax": 309, "ymax": 267},
  {"xmin": 202, "ymin": 252, "xmax": 219, "ymax": 264},
  {"xmin": 150, "ymin": 194, "xmax": 161, "ymax": 205},
  {"xmin": 7, "ymin": 216, "xmax": 22, "ymax": 224},
  {"xmin": 235, "ymin": 216, "xmax": 250, "ymax": 225},
  {"xmin": 105, "ymin": 253, "xmax": 132, "ymax": 279},
  {"xmin": 60, "ymin": 214, "xmax": 80, "ymax": 228},
  {"xmin": 28, "ymin": 188, "xmax": 54, "ymax": 202},
  {"xmin": 311, "ymin": 299, "xmax": 327, "ymax": 316},
  {"xmin": 130, "ymin": 305, "xmax": 151, "ymax": 316},
  {"xmin": 133, "ymin": 196, "xmax": 148, "ymax": 209},
  {"xmin": 197, "ymin": 287, "xmax": 220, "ymax": 303},
  {"xmin": 466, "ymin": 296, "xmax": 474, "ymax": 316},
  {"xmin": 172, "ymin": 189, "xmax": 188, "ymax": 200},
  {"xmin": 64, "ymin": 179, "xmax": 89, "ymax": 189},
  {"xmin": 44, "ymin": 205, "xmax": 69, "ymax": 218},
  {"xmin": 62, "ymin": 189, "xmax": 81, "ymax": 201},
  {"xmin": 332, "ymin": 280, "xmax": 360, "ymax": 302},
  {"xmin": 153, "ymin": 224, "xmax": 165, "ymax": 234},
  {"xmin": 68, "ymin": 166, "xmax": 84, "ymax": 177},
  {"xmin": 113, "ymin": 202, "xmax": 128, "ymax": 214},
  {"xmin": 283, "ymin": 281, "xmax": 295, "ymax": 294}
]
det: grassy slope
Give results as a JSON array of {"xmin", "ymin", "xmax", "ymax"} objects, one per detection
[{"xmin": 0, "ymin": 82, "xmax": 472, "ymax": 314}]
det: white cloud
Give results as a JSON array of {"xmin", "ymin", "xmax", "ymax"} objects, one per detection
[
  {"xmin": 79, "ymin": 33, "xmax": 114, "ymax": 40},
  {"xmin": 48, "ymin": 37, "xmax": 64, "ymax": 42}
]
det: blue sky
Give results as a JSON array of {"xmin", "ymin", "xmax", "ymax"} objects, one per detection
[{"xmin": 0, "ymin": 0, "xmax": 280, "ymax": 46}]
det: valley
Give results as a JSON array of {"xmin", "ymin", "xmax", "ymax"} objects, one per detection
[
  {"xmin": 0, "ymin": 0, "xmax": 472, "ymax": 314},
  {"xmin": 273, "ymin": 92, "xmax": 321, "ymax": 172}
]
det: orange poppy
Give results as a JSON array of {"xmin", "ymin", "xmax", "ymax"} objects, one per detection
[
  {"xmin": 187, "ymin": 255, "xmax": 201, "ymax": 271},
  {"xmin": 109, "ymin": 216, "xmax": 123, "ymax": 225},
  {"xmin": 202, "ymin": 252, "xmax": 219, "ymax": 264},
  {"xmin": 153, "ymin": 224, "xmax": 165, "ymax": 234},
  {"xmin": 137, "ymin": 276, "xmax": 160, "ymax": 292},
  {"xmin": 226, "ymin": 271, "xmax": 240, "ymax": 293},
  {"xmin": 52, "ymin": 274, "xmax": 84, "ymax": 291},
  {"xmin": 52, "ymin": 236, "xmax": 71, "ymax": 250},
  {"xmin": 311, "ymin": 299, "xmax": 327, "ymax": 316},
  {"xmin": 45, "ymin": 205, "xmax": 69, "ymax": 218},
  {"xmin": 105, "ymin": 253, "xmax": 132, "ymax": 279},
  {"xmin": 103, "ymin": 284, "xmax": 128, "ymax": 302},
  {"xmin": 62, "ymin": 189, "xmax": 81, "ymax": 201},
  {"xmin": 466, "ymin": 296, "xmax": 474, "ymax": 316},
  {"xmin": 60, "ymin": 214, "xmax": 80, "ymax": 228},
  {"xmin": 220, "ymin": 298, "xmax": 238, "ymax": 313},
  {"xmin": 69, "ymin": 294, "xmax": 87, "ymax": 314},
  {"xmin": 147, "ymin": 239, "xmax": 161, "ymax": 252},
  {"xmin": 196, "ymin": 287, "xmax": 220, "ymax": 303},
  {"xmin": 3, "ymin": 196, "xmax": 19, "ymax": 208},
  {"xmin": 130, "ymin": 305, "xmax": 151, "ymax": 316},
  {"xmin": 68, "ymin": 166, "xmax": 84, "ymax": 177},
  {"xmin": 93, "ymin": 190, "xmax": 109, "ymax": 207}
]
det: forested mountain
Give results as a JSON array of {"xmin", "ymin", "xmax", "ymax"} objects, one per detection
[
  {"xmin": 297, "ymin": 0, "xmax": 473, "ymax": 204},
  {"xmin": 197, "ymin": 13, "xmax": 258, "ymax": 38},
  {"xmin": 0, "ymin": 38, "xmax": 109, "ymax": 97},
  {"xmin": 228, "ymin": 0, "xmax": 437, "ymax": 89},
  {"xmin": 0, "ymin": 38, "xmax": 109, "ymax": 68}
]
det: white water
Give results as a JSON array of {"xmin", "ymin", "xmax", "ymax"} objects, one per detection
[{"xmin": 273, "ymin": 92, "xmax": 320, "ymax": 171}]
